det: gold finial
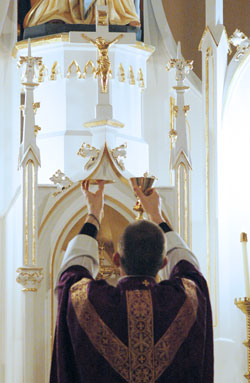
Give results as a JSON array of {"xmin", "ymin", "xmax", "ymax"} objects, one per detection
[
  {"xmin": 38, "ymin": 63, "xmax": 47, "ymax": 82},
  {"xmin": 169, "ymin": 129, "xmax": 178, "ymax": 142},
  {"xmin": 128, "ymin": 65, "xmax": 135, "ymax": 85},
  {"xmin": 82, "ymin": 60, "xmax": 96, "ymax": 79},
  {"xmin": 173, "ymin": 105, "xmax": 179, "ymax": 117},
  {"xmin": 183, "ymin": 105, "xmax": 190, "ymax": 115},
  {"xmin": 241, "ymin": 232, "xmax": 248, "ymax": 242},
  {"xmin": 50, "ymin": 61, "xmax": 60, "ymax": 81},
  {"xmin": 34, "ymin": 125, "xmax": 41, "ymax": 136},
  {"xmin": 137, "ymin": 68, "xmax": 144, "ymax": 88},
  {"xmin": 170, "ymin": 97, "xmax": 175, "ymax": 130},
  {"xmin": 66, "ymin": 60, "xmax": 82, "ymax": 79},
  {"xmin": 33, "ymin": 102, "xmax": 40, "ymax": 115},
  {"xmin": 118, "ymin": 63, "xmax": 125, "ymax": 82}
]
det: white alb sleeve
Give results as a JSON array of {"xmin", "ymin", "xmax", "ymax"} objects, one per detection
[
  {"xmin": 55, "ymin": 234, "xmax": 99, "ymax": 287},
  {"xmin": 158, "ymin": 231, "xmax": 200, "ymax": 281}
]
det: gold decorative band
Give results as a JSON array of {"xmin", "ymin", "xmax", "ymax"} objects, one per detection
[
  {"xmin": 172, "ymin": 86, "xmax": 189, "ymax": 91},
  {"xmin": 84, "ymin": 119, "xmax": 124, "ymax": 128}
]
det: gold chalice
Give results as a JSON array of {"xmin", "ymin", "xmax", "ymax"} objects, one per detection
[{"xmin": 130, "ymin": 174, "xmax": 157, "ymax": 220}]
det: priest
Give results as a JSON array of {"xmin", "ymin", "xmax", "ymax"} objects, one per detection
[{"xmin": 50, "ymin": 180, "xmax": 213, "ymax": 382}]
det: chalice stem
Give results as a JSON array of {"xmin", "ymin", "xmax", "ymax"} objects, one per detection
[
  {"xmin": 134, "ymin": 198, "xmax": 144, "ymax": 220},
  {"xmin": 137, "ymin": 209, "xmax": 144, "ymax": 221}
]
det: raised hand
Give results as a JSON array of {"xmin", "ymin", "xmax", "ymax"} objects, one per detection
[
  {"xmin": 81, "ymin": 180, "xmax": 105, "ymax": 227},
  {"xmin": 133, "ymin": 184, "xmax": 164, "ymax": 224}
]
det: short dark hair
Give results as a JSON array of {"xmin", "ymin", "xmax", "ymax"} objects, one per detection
[{"xmin": 118, "ymin": 220, "xmax": 165, "ymax": 277}]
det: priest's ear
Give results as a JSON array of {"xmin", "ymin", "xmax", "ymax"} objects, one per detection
[{"xmin": 160, "ymin": 256, "xmax": 168, "ymax": 270}]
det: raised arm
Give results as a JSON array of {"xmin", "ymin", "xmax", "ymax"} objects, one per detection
[
  {"xmin": 55, "ymin": 181, "xmax": 105, "ymax": 288},
  {"xmin": 133, "ymin": 184, "xmax": 171, "ymax": 226},
  {"xmin": 81, "ymin": 179, "xmax": 105, "ymax": 229},
  {"xmin": 133, "ymin": 184, "xmax": 200, "ymax": 279}
]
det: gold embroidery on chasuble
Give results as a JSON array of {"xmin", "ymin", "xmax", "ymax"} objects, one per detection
[
  {"xmin": 70, "ymin": 278, "xmax": 198, "ymax": 383},
  {"xmin": 126, "ymin": 290, "xmax": 155, "ymax": 383},
  {"xmin": 154, "ymin": 278, "xmax": 198, "ymax": 380},
  {"xmin": 70, "ymin": 278, "xmax": 130, "ymax": 382}
]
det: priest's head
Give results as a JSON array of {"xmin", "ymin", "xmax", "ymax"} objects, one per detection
[{"xmin": 113, "ymin": 220, "xmax": 167, "ymax": 277}]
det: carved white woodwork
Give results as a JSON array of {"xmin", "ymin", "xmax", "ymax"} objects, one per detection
[
  {"xmin": 229, "ymin": 29, "xmax": 250, "ymax": 61},
  {"xmin": 111, "ymin": 143, "xmax": 127, "ymax": 171},
  {"xmin": 77, "ymin": 142, "xmax": 100, "ymax": 170},
  {"xmin": 199, "ymin": 0, "xmax": 230, "ymax": 349},
  {"xmin": 66, "ymin": 60, "xmax": 82, "ymax": 79},
  {"xmin": 166, "ymin": 42, "xmax": 192, "ymax": 247},
  {"xmin": 15, "ymin": 31, "xmax": 153, "ymax": 182},
  {"xmin": 49, "ymin": 169, "xmax": 73, "ymax": 196},
  {"xmin": 16, "ymin": 39, "xmax": 44, "ymax": 383},
  {"xmin": 17, "ymin": 38, "xmax": 42, "ymax": 268},
  {"xmin": 16, "ymin": 267, "xmax": 44, "ymax": 292}
]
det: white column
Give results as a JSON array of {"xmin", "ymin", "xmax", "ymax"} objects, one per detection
[
  {"xmin": 199, "ymin": 0, "xmax": 229, "ymax": 324},
  {"xmin": 206, "ymin": 0, "xmax": 223, "ymax": 27},
  {"xmin": 16, "ymin": 40, "xmax": 44, "ymax": 383},
  {"xmin": 166, "ymin": 42, "xmax": 193, "ymax": 247}
]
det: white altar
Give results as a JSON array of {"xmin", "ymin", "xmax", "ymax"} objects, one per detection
[{"xmin": 0, "ymin": 1, "xmax": 250, "ymax": 382}]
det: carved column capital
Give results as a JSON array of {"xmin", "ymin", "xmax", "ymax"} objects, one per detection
[{"xmin": 16, "ymin": 267, "xmax": 44, "ymax": 292}]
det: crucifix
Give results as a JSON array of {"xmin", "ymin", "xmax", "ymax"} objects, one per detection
[
  {"xmin": 79, "ymin": 4, "xmax": 137, "ymax": 128},
  {"xmin": 82, "ymin": 33, "xmax": 124, "ymax": 93}
]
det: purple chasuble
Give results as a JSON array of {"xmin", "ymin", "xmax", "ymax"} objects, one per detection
[{"xmin": 50, "ymin": 260, "xmax": 213, "ymax": 383}]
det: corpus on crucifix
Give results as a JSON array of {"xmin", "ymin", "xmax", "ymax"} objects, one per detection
[{"xmin": 82, "ymin": 33, "xmax": 123, "ymax": 93}]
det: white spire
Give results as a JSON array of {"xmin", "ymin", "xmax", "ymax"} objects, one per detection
[
  {"xmin": 206, "ymin": 0, "xmax": 223, "ymax": 27},
  {"xmin": 177, "ymin": 41, "xmax": 181, "ymax": 59}
]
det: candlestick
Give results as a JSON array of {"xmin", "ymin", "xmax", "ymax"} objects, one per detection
[
  {"xmin": 235, "ymin": 298, "xmax": 250, "ymax": 382},
  {"xmin": 241, "ymin": 232, "xmax": 250, "ymax": 297}
]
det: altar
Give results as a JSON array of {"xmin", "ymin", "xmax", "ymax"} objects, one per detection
[{"xmin": 1, "ymin": 0, "xmax": 250, "ymax": 382}]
